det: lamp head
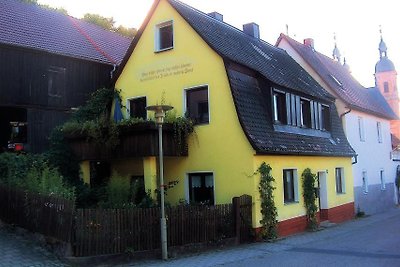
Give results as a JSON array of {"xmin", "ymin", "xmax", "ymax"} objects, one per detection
[{"xmin": 146, "ymin": 105, "xmax": 174, "ymax": 125}]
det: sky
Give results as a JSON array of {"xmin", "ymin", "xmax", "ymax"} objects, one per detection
[{"xmin": 37, "ymin": 0, "xmax": 400, "ymax": 88}]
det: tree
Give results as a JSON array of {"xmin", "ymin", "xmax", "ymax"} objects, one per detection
[
  {"xmin": 83, "ymin": 13, "xmax": 136, "ymax": 38},
  {"xmin": 20, "ymin": 0, "xmax": 68, "ymax": 14}
]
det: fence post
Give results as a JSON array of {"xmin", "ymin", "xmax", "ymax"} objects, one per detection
[{"xmin": 232, "ymin": 197, "xmax": 240, "ymax": 245}]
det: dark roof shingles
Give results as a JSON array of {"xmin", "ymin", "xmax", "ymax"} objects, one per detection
[
  {"xmin": 281, "ymin": 34, "xmax": 397, "ymax": 120},
  {"xmin": 0, "ymin": 0, "xmax": 130, "ymax": 65}
]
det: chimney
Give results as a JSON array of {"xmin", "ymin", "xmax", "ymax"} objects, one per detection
[
  {"xmin": 243, "ymin": 22, "xmax": 260, "ymax": 39},
  {"xmin": 208, "ymin": 12, "xmax": 223, "ymax": 21},
  {"xmin": 304, "ymin": 38, "xmax": 314, "ymax": 49}
]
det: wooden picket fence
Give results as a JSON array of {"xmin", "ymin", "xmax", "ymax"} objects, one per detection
[
  {"xmin": 0, "ymin": 185, "xmax": 75, "ymax": 242},
  {"xmin": 0, "ymin": 185, "xmax": 252, "ymax": 257}
]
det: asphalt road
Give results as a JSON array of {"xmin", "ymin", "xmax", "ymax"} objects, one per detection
[{"xmin": 129, "ymin": 207, "xmax": 400, "ymax": 267}]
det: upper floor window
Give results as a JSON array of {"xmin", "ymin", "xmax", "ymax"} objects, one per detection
[
  {"xmin": 358, "ymin": 117, "xmax": 365, "ymax": 142},
  {"xmin": 155, "ymin": 21, "xmax": 173, "ymax": 52},
  {"xmin": 48, "ymin": 66, "xmax": 66, "ymax": 97},
  {"xmin": 335, "ymin": 167, "xmax": 345, "ymax": 194},
  {"xmin": 300, "ymin": 98, "xmax": 311, "ymax": 128},
  {"xmin": 384, "ymin": 82, "xmax": 389, "ymax": 93},
  {"xmin": 321, "ymin": 105, "xmax": 331, "ymax": 131},
  {"xmin": 377, "ymin": 122, "xmax": 383, "ymax": 143},
  {"xmin": 283, "ymin": 169, "xmax": 298, "ymax": 203},
  {"xmin": 128, "ymin": 97, "xmax": 147, "ymax": 120},
  {"xmin": 273, "ymin": 91, "xmax": 287, "ymax": 124},
  {"xmin": 186, "ymin": 86, "xmax": 209, "ymax": 125}
]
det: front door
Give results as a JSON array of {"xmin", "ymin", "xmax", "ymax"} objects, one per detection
[{"xmin": 318, "ymin": 171, "xmax": 329, "ymax": 221}]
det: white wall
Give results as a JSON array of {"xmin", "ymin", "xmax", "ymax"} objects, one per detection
[{"xmin": 344, "ymin": 110, "xmax": 396, "ymax": 187}]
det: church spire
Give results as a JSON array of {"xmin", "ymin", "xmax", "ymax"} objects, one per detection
[
  {"xmin": 332, "ymin": 33, "xmax": 341, "ymax": 63},
  {"xmin": 379, "ymin": 25, "xmax": 388, "ymax": 59}
]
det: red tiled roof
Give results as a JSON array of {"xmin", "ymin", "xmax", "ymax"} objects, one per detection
[
  {"xmin": 278, "ymin": 34, "xmax": 397, "ymax": 120},
  {"xmin": 0, "ymin": 0, "xmax": 131, "ymax": 65}
]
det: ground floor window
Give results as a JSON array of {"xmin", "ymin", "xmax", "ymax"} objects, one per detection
[
  {"xmin": 335, "ymin": 167, "xmax": 345, "ymax": 194},
  {"xmin": 380, "ymin": 169, "xmax": 386, "ymax": 190},
  {"xmin": 362, "ymin": 170, "xmax": 368, "ymax": 194},
  {"xmin": 283, "ymin": 169, "xmax": 298, "ymax": 203},
  {"xmin": 188, "ymin": 172, "xmax": 214, "ymax": 205},
  {"xmin": 131, "ymin": 175, "xmax": 146, "ymax": 204}
]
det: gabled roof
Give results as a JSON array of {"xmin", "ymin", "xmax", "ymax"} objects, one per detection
[
  {"xmin": 278, "ymin": 34, "xmax": 397, "ymax": 120},
  {"xmin": 0, "ymin": 0, "xmax": 131, "ymax": 65},
  {"xmin": 114, "ymin": 0, "xmax": 355, "ymax": 157}
]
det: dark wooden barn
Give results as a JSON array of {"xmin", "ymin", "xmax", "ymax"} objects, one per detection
[{"xmin": 0, "ymin": 0, "xmax": 131, "ymax": 153}]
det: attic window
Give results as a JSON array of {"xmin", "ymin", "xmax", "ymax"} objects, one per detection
[
  {"xmin": 273, "ymin": 90, "xmax": 287, "ymax": 124},
  {"xmin": 329, "ymin": 74, "xmax": 342, "ymax": 86},
  {"xmin": 48, "ymin": 66, "xmax": 66, "ymax": 97},
  {"xmin": 155, "ymin": 20, "xmax": 173, "ymax": 52},
  {"xmin": 300, "ymin": 98, "xmax": 311, "ymax": 128},
  {"xmin": 384, "ymin": 82, "xmax": 389, "ymax": 93}
]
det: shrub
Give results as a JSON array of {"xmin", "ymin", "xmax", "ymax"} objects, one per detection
[{"xmin": 302, "ymin": 168, "xmax": 318, "ymax": 230}]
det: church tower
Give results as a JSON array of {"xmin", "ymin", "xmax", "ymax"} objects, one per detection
[{"xmin": 375, "ymin": 30, "xmax": 400, "ymax": 143}]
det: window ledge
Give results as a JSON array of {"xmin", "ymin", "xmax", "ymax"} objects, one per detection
[
  {"xmin": 155, "ymin": 47, "xmax": 174, "ymax": 53},
  {"xmin": 336, "ymin": 192, "xmax": 346, "ymax": 195},
  {"xmin": 274, "ymin": 124, "xmax": 331, "ymax": 138},
  {"xmin": 284, "ymin": 201, "xmax": 299, "ymax": 206}
]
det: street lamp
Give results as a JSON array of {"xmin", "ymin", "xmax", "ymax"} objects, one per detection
[{"xmin": 146, "ymin": 104, "xmax": 173, "ymax": 260}]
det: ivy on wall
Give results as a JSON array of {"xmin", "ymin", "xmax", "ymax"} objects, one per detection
[
  {"xmin": 258, "ymin": 162, "xmax": 278, "ymax": 240},
  {"xmin": 302, "ymin": 168, "xmax": 318, "ymax": 230}
]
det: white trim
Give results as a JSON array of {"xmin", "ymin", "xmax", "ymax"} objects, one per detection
[
  {"xmin": 335, "ymin": 167, "xmax": 346, "ymax": 194},
  {"xmin": 282, "ymin": 168, "xmax": 299, "ymax": 204},
  {"xmin": 183, "ymin": 84, "xmax": 210, "ymax": 125},
  {"xmin": 126, "ymin": 95, "xmax": 147, "ymax": 119},
  {"xmin": 317, "ymin": 171, "xmax": 328, "ymax": 209},
  {"xmin": 185, "ymin": 171, "xmax": 215, "ymax": 205},
  {"xmin": 154, "ymin": 20, "xmax": 174, "ymax": 52}
]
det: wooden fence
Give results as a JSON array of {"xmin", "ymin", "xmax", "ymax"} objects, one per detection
[
  {"xmin": 0, "ymin": 185, "xmax": 75, "ymax": 242},
  {"xmin": 0, "ymin": 185, "xmax": 252, "ymax": 257}
]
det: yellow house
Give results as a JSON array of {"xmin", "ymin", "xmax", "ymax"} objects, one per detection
[{"xmin": 86, "ymin": 0, "xmax": 356, "ymax": 236}]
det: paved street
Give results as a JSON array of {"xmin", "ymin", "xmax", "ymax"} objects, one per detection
[
  {"xmin": 0, "ymin": 208, "xmax": 399, "ymax": 266},
  {"xmin": 124, "ymin": 207, "xmax": 400, "ymax": 267},
  {"xmin": 0, "ymin": 226, "xmax": 66, "ymax": 267}
]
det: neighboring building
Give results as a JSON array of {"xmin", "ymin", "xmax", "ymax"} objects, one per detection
[
  {"xmin": 0, "ymin": 0, "xmax": 131, "ymax": 153},
  {"xmin": 77, "ymin": 0, "xmax": 358, "ymax": 237},
  {"xmin": 277, "ymin": 34, "xmax": 398, "ymax": 215},
  {"xmin": 374, "ymin": 34, "xmax": 400, "ymax": 147}
]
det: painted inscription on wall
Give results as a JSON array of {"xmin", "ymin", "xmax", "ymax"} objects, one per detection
[{"xmin": 139, "ymin": 63, "xmax": 193, "ymax": 82}]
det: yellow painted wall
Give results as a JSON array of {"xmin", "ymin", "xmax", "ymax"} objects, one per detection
[
  {"xmin": 252, "ymin": 156, "xmax": 354, "ymax": 227},
  {"xmin": 115, "ymin": 0, "xmax": 255, "ymax": 205}
]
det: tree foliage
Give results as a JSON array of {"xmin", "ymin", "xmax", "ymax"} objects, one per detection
[
  {"xmin": 258, "ymin": 162, "xmax": 278, "ymax": 240},
  {"xmin": 83, "ymin": 13, "xmax": 137, "ymax": 38},
  {"xmin": 302, "ymin": 168, "xmax": 318, "ymax": 230},
  {"xmin": 20, "ymin": 0, "xmax": 68, "ymax": 14}
]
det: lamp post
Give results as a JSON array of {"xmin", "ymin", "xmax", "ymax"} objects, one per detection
[{"xmin": 146, "ymin": 104, "xmax": 173, "ymax": 260}]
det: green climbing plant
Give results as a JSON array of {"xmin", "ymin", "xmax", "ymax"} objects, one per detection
[
  {"xmin": 258, "ymin": 162, "xmax": 278, "ymax": 240},
  {"xmin": 302, "ymin": 168, "xmax": 318, "ymax": 230}
]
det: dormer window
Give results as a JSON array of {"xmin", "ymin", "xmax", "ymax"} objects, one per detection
[
  {"xmin": 300, "ymin": 98, "xmax": 311, "ymax": 128},
  {"xmin": 155, "ymin": 20, "xmax": 173, "ymax": 52},
  {"xmin": 321, "ymin": 105, "xmax": 330, "ymax": 131},
  {"xmin": 273, "ymin": 90, "xmax": 287, "ymax": 124}
]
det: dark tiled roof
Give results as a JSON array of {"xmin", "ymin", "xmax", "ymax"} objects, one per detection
[
  {"xmin": 228, "ymin": 69, "xmax": 355, "ymax": 156},
  {"xmin": 168, "ymin": 0, "xmax": 333, "ymax": 102},
  {"xmin": 0, "ymin": 0, "xmax": 131, "ymax": 65},
  {"xmin": 279, "ymin": 34, "xmax": 397, "ymax": 120}
]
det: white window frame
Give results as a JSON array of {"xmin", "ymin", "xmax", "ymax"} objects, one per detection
[
  {"xmin": 126, "ymin": 96, "xmax": 147, "ymax": 120},
  {"xmin": 377, "ymin": 121, "xmax": 383, "ymax": 143},
  {"xmin": 183, "ymin": 84, "xmax": 210, "ymax": 125},
  {"xmin": 380, "ymin": 169, "xmax": 386, "ymax": 190},
  {"xmin": 155, "ymin": 20, "xmax": 174, "ymax": 52},
  {"xmin": 362, "ymin": 170, "xmax": 368, "ymax": 194},
  {"xmin": 283, "ymin": 168, "xmax": 299, "ymax": 204},
  {"xmin": 185, "ymin": 171, "xmax": 215, "ymax": 205},
  {"xmin": 335, "ymin": 167, "xmax": 346, "ymax": 194},
  {"xmin": 358, "ymin": 117, "xmax": 365, "ymax": 142}
]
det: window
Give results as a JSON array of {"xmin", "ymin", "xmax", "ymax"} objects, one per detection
[
  {"xmin": 380, "ymin": 169, "xmax": 386, "ymax": 190},
  {"xmin": 128, "ymin": 97, "xmax": 147, "ymax": 120},
  {"xmin": 186, "ymin": 86, "xmax": 209, "ymax": 124},
  {"xmin": 188, "ymin": 173, "xmax": 214, "ymax": 205},
  {"xmin": 362, "ymin": 170, "xmax": 368, "ymax": 194},
  {"xmin": 384, "ymin": 82, "xmax": 389, "ymax": 93},
  {"xmin": 358, "ymin": 117, "xmax": 365, "ymax": 142},
  {"xmin": 321, "ymin": 105, "xmax": 330, "ymax": 131},
  {"xmin": 335, "ymin": 167, "xmax": 345, "ymax": 194},
  {"xmin": 283, "ymin": 169, "xmax": 298, "ymax": 203},
  {"xmin": 131, "ymin": 176, "xmax": 146, "ymax": 204},
  {"xmin": 155, "ymin": 21, "xmax": 173, "ymax": 51},
  {"xmin": 300, "ymin": 99, "xmax": 311, "ymax": 128},
  {"xmin": 377, "ymin": 122, "xmax": 383, "ymax": 143},
  {"xmin": 48, "ymin": 66, "xmax": 66, "ymax": 97},
  {"xmin": 273, "ymin": 91, "xmax": 287, "ymax": 124}
]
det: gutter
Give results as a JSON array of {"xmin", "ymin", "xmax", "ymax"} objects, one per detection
[
  {"xmin": 110, "ymin": 64, "xmax": 117, "ymax": 80},
  {"xmin": 340, "ymin": 107, "xmax": 351, "ymax": 119},
  {"xmin": 352, "ymin": 154, "xmax": 358, "ymax": 165}
]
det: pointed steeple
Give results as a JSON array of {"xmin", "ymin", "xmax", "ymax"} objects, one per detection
[
  {"xmin": 379, "ymin": 25, "xmax": 388, "ymax": 59},
  {"xmin": 332, "ymin": 33, "xmax": 341, "ymax": 63}
]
